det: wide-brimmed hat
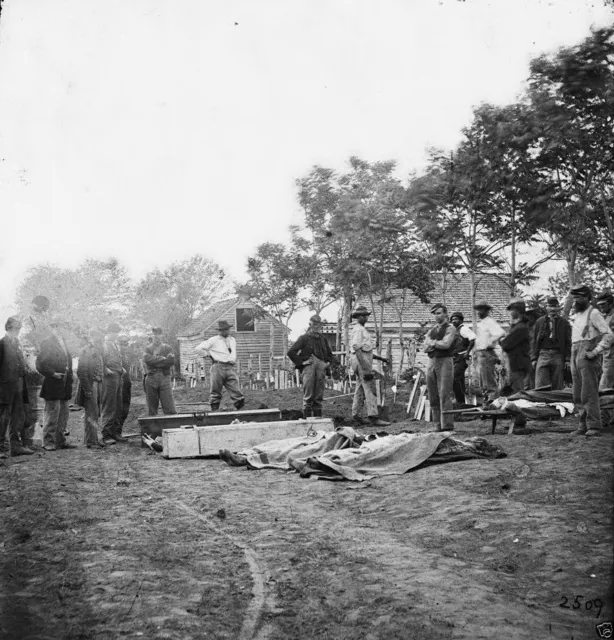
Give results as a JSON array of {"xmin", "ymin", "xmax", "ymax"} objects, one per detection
[
  {"xmin": 570, "ymin": 284, "xmax": 592, "ymax": 298},
  {"xmin": 546, "ymin": 296, "xmax": 560, "ymax": 308},
  {"xmin": 450, "ymin": 311, "xmax": 464, "ymax": 321},
  {"xmin": 473, "ymin": 300, "xmax": 492, "ymax": 310},
  {"xmin": 217, "ymin": 320, "xmax": 232, "ymax": 331},
  {"xmin": 506, "ymin": 298, "xmax": 526, "ymax": 312},
  {"xmin": 596, "ymin": 289, "xmax": 613, "ymax": 304},
  {"xmin": 351, "ymin": 306, "xmax": 371, "ymax": 319},
  {"xmin": 430, "ymin": 303, "xmax": 447, "ymax": 314}
]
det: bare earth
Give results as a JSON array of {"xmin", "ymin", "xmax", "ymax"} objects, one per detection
[{"xmin": 1, "ymin": 385, "xmax": 612, "ymax": 640}]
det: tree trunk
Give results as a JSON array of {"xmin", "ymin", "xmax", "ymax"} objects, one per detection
[
  {"xmin": 562, "ymin": 247, "xmax": 578, "ymax": 319},
  {"xmin": 510, "ymin": 209, "xmax": 516, "ymax": 297},
  {"xmin": 343, "ymin": 286, "xmax": 352, "ymax": 371},
  {"xmin": 470, "ymin": 269, "xmax": 478, "ymax": 334}
]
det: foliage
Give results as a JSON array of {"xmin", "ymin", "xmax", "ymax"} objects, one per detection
[{"xmin": 548, "ymin": 257, "xmax": 614, "ymax": 303}]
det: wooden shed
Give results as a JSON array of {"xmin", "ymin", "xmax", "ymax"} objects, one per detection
[{"xmin": 177, "ymin": 297, "xmax": 289, "ymax": 384}]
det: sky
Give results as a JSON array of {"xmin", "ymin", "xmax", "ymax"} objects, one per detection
[{"xmin": 0, "ymin": 0, "xmax": 612, "ymax": 336}]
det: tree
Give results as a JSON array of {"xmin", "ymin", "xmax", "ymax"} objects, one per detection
[{"xmin": 548, "ymin": 257, "xmax": 614, "ymax": 313}]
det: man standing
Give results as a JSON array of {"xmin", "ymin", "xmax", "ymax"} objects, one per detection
[
  {"xmin": 0, "ymin": 317, "xmax": 34, "ymax": 457},
  {"xmin": 36, "ymin": 316, "xmax": 77, "ymax": 452},
  {"xmin": 288, "ymin": 314, "xmax": 334, "ymax": 418},
  {"xmin": 569, "ymin": 284, "xmax": 613, "ymax": 437},
  {"xmin": 349, "ymin": 306, "xmax": 390, "ymax": 427},
  {"xmin": 424, "ymin": 304, "xmax": 456, "ymax": 431},
  {"xmin": 101, "ymin": 322, "xmax": 125, "ymax": 444},
  {"xmin": 595, "ymin": 290, "xmax": 614, "ymax": 428},
  {"xmin": 532, "ymin": 297, "xmax": 571, "ymax": 390},
  {"xmin": 499, "ymin": 299, "xmax": 532, "ymax": 432},
  {"xmin": 449, "ymin": 312, "xmax": 476, "ymax": 405},
  {"xmin": 118, "ymin": 337, "xmax": 132, "ymax": 434},
  {"xmin": 473, "ymin": 300, "xmax": 506, "ymax": 406},
  {"xmin": 76, "ymin": 327, "xmax": 105, "ymax": 449},
  {"xmin": 195, "ymin": 321, "xmax": 245, "ymax": 412},
  {"xmin": 143, "ymin": 327, "xmax": 178, "ymax": 415}
]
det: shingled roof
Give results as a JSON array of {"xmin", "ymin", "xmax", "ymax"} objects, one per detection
[{"xmin": 357, "ymin": 272, "xmax": 512, "ymax": 326}]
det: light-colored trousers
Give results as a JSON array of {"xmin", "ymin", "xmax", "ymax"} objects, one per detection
[
  {"xmin": 351, "ymin": 353, "xmax": 378, "ymax": 418},
  {"xmin": 210, "ymin": 363, "xmax": 244, "ymax": 407},
  {"xmin": 426, "ymin": 356, "xmax": 454, "ymax": 430},
  {"xmin": 302, "ymin": 356, "xmax": 327, "ymax": 412},
  {"xmin": 43, "ymin": 399, "xmax": 69, "ymax": 448}
]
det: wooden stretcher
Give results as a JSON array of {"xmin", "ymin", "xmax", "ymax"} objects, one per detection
[{"xmin": 442, "ymin": 408, "xmax": 514, "ymax": 434}]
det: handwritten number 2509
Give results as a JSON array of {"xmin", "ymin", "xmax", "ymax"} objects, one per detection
[{"xmin": 560, "ymin": 595, "xmax": 603, "ymax": 618}]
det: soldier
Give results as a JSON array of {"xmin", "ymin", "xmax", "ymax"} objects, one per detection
[
  {"xmin": 118, "ymin": 337, "xmax": 132, "ymax": 433},
  {"xmin": 449, "ymin": 312, "xmax": 476, "ymax": 405},
  {"xmin": 569, "ymin": 284, "xmax": 613, "ymax": 437},
  {"xmin": 76, "ymin": 327, "xmax": 105, "ymax": 448},
  {"xmin": 143, "ymin": 327, "xmax": 177, "ymax": 415},
  {"xmin": 0, "ymin": 317, "xmax": 34, "ymax": 457},
  {"xmin": 349, "ymin": 306, "xmax": 390, "ymax": 427},
  {"xmin": 424, "ymin": 304, "xmax": 456, "ymax": 431},
  {"xmin": 287, "ymin": 314, "xmax": 334, "ymax": 418},
  {"xmin": 194, "ymin": 321, "xmax": 244, "ymax": 412},
  {"xmin": 531, "ymin": 297, "xmax": 571, "ymax": 390},
  {"xmin": 473, "ymin": 300, "xmax": 506, "ymax": 406},
  {"xmin": 100, "ymin": 322, "xmax": 125, "ymax": 444},
  {"xmin": 36, "ymin": 315, "xmax": 77, "ymax": 451},
  {"xmin": 595, "ymin": 290, "xmax": 614, "ymax": 428}
]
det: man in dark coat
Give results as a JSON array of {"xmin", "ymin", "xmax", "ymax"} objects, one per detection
[
  {"xmin": 0, "ymin": 316, "xmax": 34, "ymax": 457},
  {"xmin": 143, "ymin": 327, "xmax": 177, "ymax": 415},
  {"xmin": 287, "ymin": 314, "xmax": 334, "ymax": 418},
  {"xmin": 101, "ymin": 322, "xmax": 125, "ymax": 444},
  {"xmin": 76, "ymin": 327, "xmax": 105, "ymax": 448},
  {"xmin": 36, "ymin": 316, "xmax": 77, "ymax": 451},
  {"xmin": 118, "ymin": 337, "xmax": 132, "ymax": 433},
  {"xmin": 531, "ymin": 296, "xmax": 571, "ymax": 390}
]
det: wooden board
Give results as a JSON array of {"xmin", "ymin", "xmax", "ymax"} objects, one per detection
[
  {"xmin": 139, "ymin": 408, "xmax": 282, "ymax": 440},
  {"xmin": 406, "ymin": 373, "xmax": 421, "ymax": 414},
  {"xmin": 162, "ymin": 418, "xmax": 335, "ymax": 459}
]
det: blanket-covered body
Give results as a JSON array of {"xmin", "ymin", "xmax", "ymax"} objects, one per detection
[{"xmin": 234, "ymin": 428, "xmax": 506, "ymax": 481}]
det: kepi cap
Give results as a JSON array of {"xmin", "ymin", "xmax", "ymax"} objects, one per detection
[
  {"xmin": 309, "ymin": 314, "xmax": 323, "ymax": 323},
  {"xmin": 506, "ymin": 298, "xmax": 526, "ymax": 312},
  {"xmin": 430, "ymin": 303, "xmax": 447, "ymax": 314},
  {"xmin": 546, "ymin": 296, "xmax": 560, "ymax": 307},
  {"xmin": 570, "ymin": 284, "xmax": 592, "ymax": 298},
  {"xmin": 450, "ymin": 311, "xmax": 464, "ymax": 321},
  {"xmin": 151, "ymin": 326, "xmax": 163, "ymax": 335},
  {"xmin": 473, "ymin": 300, "xmax": 492, "ymax": 310}
]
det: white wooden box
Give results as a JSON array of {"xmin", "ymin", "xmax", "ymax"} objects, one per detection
[{"xmin": 161, "ymin": 418, "xmax": 335, "ymax": 459}]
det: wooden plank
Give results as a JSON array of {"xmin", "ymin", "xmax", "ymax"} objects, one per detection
[
  {"xmin": 412, "ymin": 386, "xmax": 427, "ymax": 419},
  {"xmin": 416, "ymin": 395, "xmax": 426, "ymax": 420},
  {"xmin": 406, "ymin": 373, "xmax": 421, "ymax": 414},
  {"xmin": 424, "ymin": 399, "xmax": 431, "ymax": 422},
  {"xmin": 161, "ymin": 418, "xmax": 336, "ymax": 459},
  {"xmin": 139, "ymin": 408, "xmax": 282, "ymax": 440}
]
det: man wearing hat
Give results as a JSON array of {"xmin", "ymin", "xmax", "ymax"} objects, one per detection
[
  {"xmin": 76, "ymin": 327, "xmax": 105, "ymax": 448},
  {"xmin": 424, "ymin": 304, "xmax": 456, "ymax": 430},
  {"xmin": 143, "ymin": 327, "xmax": 177, "ymax": 416},
  {"xmin": 531, "ymin": 296, "xmax": 571, "ymax": 390},
  {"xmin": 288, "ymin": 314, "xmax": 335, "ymax": 418},
  {"xmin": 100, "ymin": 322, "xmax": 126, "ymax": 444},
  {"xmin": 450, "ymin": 312, "xmax": 476, "ymax": 405},
  {"xmin": 118, "ymin": 337, "xmax": 132, "ymax": 434},
  {"xmin": 0, "ymin": 316, "xmax": 35, "ymax": 457},
  {"xmin": 349, "ymin": 306, "xmax": 390, "ymax": 427},
  {"xmin": 195, "ymin": 320, "xmax": 245, "ymax": 412},
  {"xmin": 595, "ymin": 289, "xmax": 614, "ymax": 428},
  {"xmin": 569, "ymin": 284, "xmax": 613, "ymax": 436},
  {"xmin": 473, "ymin": 300, "xmax": 506, "ymax": 405},
  {"xmin": 36, "ymin": 315, "xmax": 77, "ymax": 451}
]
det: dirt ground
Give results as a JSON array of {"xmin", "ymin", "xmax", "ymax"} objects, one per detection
[{"xmin": 1, "ymin": 383, "xmax": 612, "ymax": 640}]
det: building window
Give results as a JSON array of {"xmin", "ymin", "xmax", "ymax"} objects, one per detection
[{"xmin": 236, "ymin": 307, "xmax": 256, "ymax": 332}]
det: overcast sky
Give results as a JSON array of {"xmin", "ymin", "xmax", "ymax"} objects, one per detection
[{"xmin": 0, "ymin": 0, "xmax": 612, "ymax": 335}]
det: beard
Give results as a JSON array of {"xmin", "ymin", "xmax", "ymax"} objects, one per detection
[{"xmin": 573, "ymin": 300, "xmax": 589, "ymax": 312}]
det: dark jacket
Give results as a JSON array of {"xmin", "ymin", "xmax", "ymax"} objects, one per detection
[
  {"xmin": 36, "ymin": 334, "xmax": 74, "ymax": 401},
  {"xmin": 143, "ymin": 343, "xmax": 175, "ymax": 375},
  {"xmin": 76, "ymin": 342, "xmax": 104, "ymax": 404},
  {"xmin": 500, "ymin": 320, "xmax": 532, "ymax": 373},
  {"xmin": 287, "ymin": 332, "xmax": 334, "ymax": 371},
  {"xmin": 532, "ymin": 315, "xmax": 572, "ymax": 362},
  {"xmin": 0, "ymin": 336, "xmax": 29, "ymax": 405},
  {"xmin": 103, "ymin": 339, "xmax": 123, "ymax": 375}
]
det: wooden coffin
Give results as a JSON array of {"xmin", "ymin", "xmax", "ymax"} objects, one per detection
[
  {"xmin": 162, "ymin": 418, "xmax": 335, "ymax": 459},
  {"xmin": 139, "ymin": 408, "xmax": 282, "ymax": 440}
]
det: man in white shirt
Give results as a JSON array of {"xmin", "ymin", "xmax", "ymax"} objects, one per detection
[
  {"xmin": 570, "ymin": 284, "xmax": 613, "ymax": 437},
  {"xmin": 450, "ymin": 311, "xmax": 476, "ymax": 405},
  {"xmin": 596, "ymin": 290, "xmax": 614, "ymax": 428},
  {"xmin": 195, "ymin": 320, "xmax": 245, "ymax": 412},
  {"xmin": 349, "ymin": 306, "xmax": 390, "ymax": 427},
  {"xmin": 473, "ymin": 300, "xmax": 506, "ymax": 406}
]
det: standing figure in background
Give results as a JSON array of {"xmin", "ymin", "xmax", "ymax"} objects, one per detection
[
  {"xmin": 118, "ymin": 337, "xmax": 132, "ymax": 433},
  {"xmin": 423, "ymin": 304, "xmax": 456, "ymax": 431},
  {"xmin": 473, "ymin": 301, "xmax": 506, "ymax": 406},
  {"xmin": 194, "ymin": 321, "xmax": 244, "ymax": 412},
  {"xmin": 569, "ymin": 284, "xmax": 613, "ymax": 437},
  {"xmin": 287, "ymin": 314, "xmax": 334, "ymax": 418},
  {"xmin": 349, "ymin": 306, "xmax": 390, "ymax": 427},
  {"xmin": 143, "ymin": 327, "xmax": 177, "ymax": 416},
  {"xmin": 449, "ymin": 312, "xmax": 475, "ymax": 406},
  {"xmin": 531, "ymin": 297, "xmax": 571, "ymax": 390},
  {"xmin": 76, "ymin": 327, "xmax": 105, "ymax": 449},
  {"xmin": 595, "ymin": 289, "xmax": 614, "ymax": 429},
  {"xmin": 36, "ymin": 316, "xmax": 76, "ymax": 452},
  {"xmin": 101, "ymin": 322, "xmax": 125, "ymax": 445},
  {"xmin": 0, "ymin": 317, "xmax": 34, "ymax": 457}
]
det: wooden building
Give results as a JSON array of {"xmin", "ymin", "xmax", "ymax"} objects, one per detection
[{"xmin": 177, "ymin": 297, "xmax": 289, "ymax": 383}]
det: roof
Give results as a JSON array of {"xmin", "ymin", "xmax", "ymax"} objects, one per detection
[
  {"xmin": 178, "ymin": 297, "xmax": 288, "ymax": 338},
  {"xmin": 356, "ymin": 272, "xmax": 512, "ymax": 326}
]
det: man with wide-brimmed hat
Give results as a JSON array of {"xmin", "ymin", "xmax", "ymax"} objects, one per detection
[
  {"xmin": 424, "ymin": 303, "xmax": 457, "ymax": 431},
  {"xmin": 473, "ymin": 300, "xmax": 505, "ymax": 405},
  {"xmin": 76, "ymin": 327, "xmax": 105, "ymax": 449},
  {"xmin": 449, "ymin": 311, "xmax": 476, "ymax": 405},
  {"xmin": 349, "ymin": 306, "xmax": 390, "ymax": 427},
  {"xmin": 531, "ymin": 296, "xmax": 571, "ymax": 390},
  {"xmin": 288, "ymin": 314, "xmax": 334, "ymax": 418},
  {"xmin": 195, "ymin": 320, "xmax": 245, "ymax": 412},
  {"xmin": 143, "ymin": 326, "xmax": 177, "ymax": 417},
  {"xmin": 595, "ymin": 289, "xmax": 614, "ymax": 429},
  {"xmin": 569, "ymin": 284, "xmax": 613, "ymax": 437},
  {"xmin": 100, "ymin": 322, "xmax": 126, "ymax": 444}
]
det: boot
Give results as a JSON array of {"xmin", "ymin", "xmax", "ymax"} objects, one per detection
[
  {"xmin": 11, "ymin": 443, "xmax": 35, "ymax": 456},
  {"xmin": 234, "ymin": 398, "xmax": 245, "ymax": 411},
  {"xmin": 368, "ymin": 416, "xmax": 391, "ymax": 427},
  {"xmin": 352, "ymin": 415, "xmax": 368, "ymax": 425},
  {"xmin": 303, "ymin": 408, "xmax": 312, "ymax": 419},
  {"xmin": 312, "ymin": 407, "xmax": 322, "ymax": 418},
  {"xmin": 210, "ymin": 403, "xmax": 220, "ymax": 413}
]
